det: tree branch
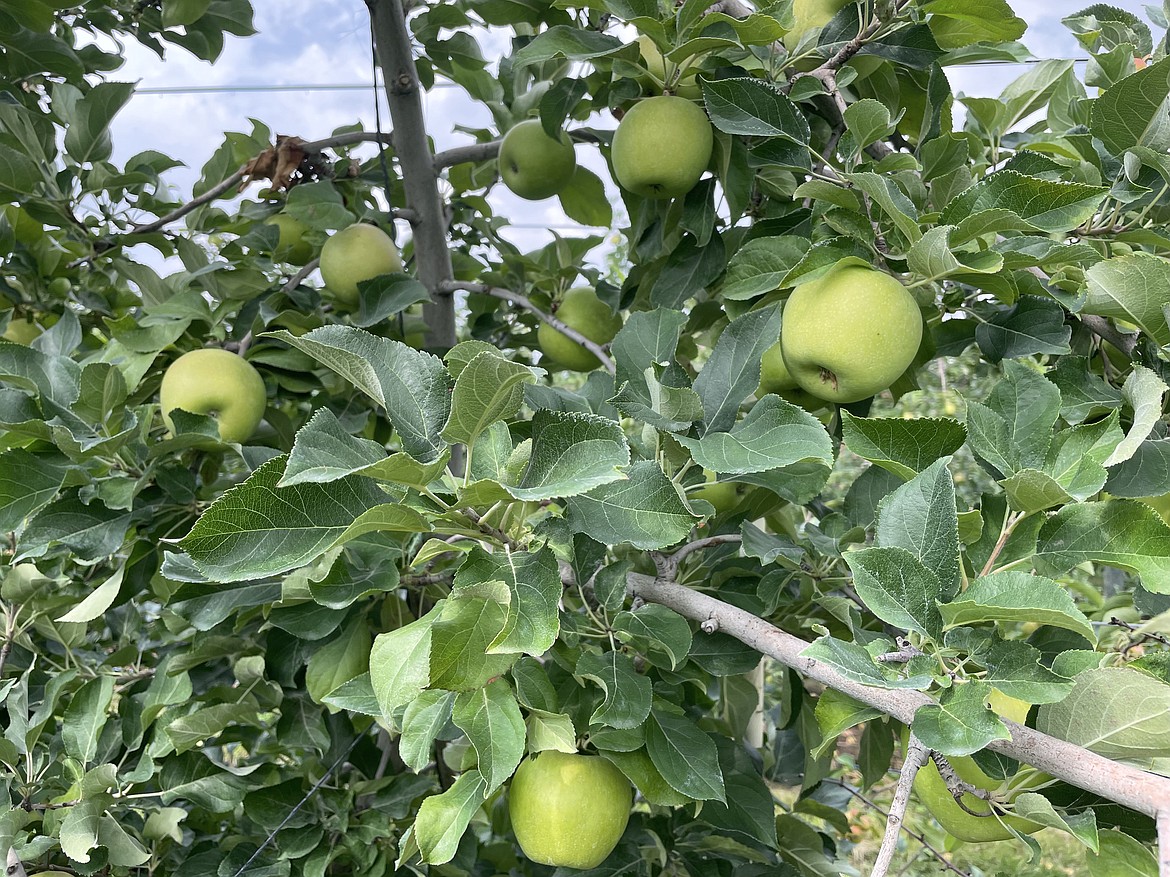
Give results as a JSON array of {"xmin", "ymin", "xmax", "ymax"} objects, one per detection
[
  {"xmin": 281, "ymin": 257, "xmax": 320, "ymax": 295},
  {"xmin": 369, "ymin": 0, "xmax": 457, "ymax": 351},
  {"xmin": 872, "ymin": 734, "xmax": 929, "ymax": 877},
  {"xmin": 6, "ymin": 848, "xmax": 28, "ymax": 877},
  {"xmin": 433, "ymin": 140, "xmax": 502, "ymax": 171},
  {"xmin": 625, "ymin": 574, "xmax": 1170, "ymax": 821},
  {"xmin": 664, "ymin": 534, "xmax": 742, "ymax": 578},
  {"xmin": 439, "ymin": 280, "xmax": 617, "ymax": 375}
]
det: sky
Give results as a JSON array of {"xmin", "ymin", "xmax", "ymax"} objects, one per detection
[{"xmin": 107, "ymin": 0, "xmax": 1158, "ymax": 261}]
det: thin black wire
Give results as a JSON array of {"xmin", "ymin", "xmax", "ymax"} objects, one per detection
[{"xmin": 229, "ymin": 733, "xmax": 364, "ymax": 877}]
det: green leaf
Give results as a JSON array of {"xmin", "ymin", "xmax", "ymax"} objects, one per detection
[
  {"xmin": 676, "ymin": 394, "xmax": 833, "ymax": 475},
  {"xmin": 566, "ymin": 460, "xmax": 698, "ymax": 550},
  {"xmin": 610, "ymin": 308, "xmax": 688, "ymax": 391},
  {"xmin": 321, "ymin": 672, "xmax": 380, "ymax": 716},
  {"xmin": 1081, "ymin": 253, "xmax": 1170, "ymax": 346},
  {"xmin": 923, "ymin": 0, "xmax": 1026, "ymax": 47},
  {"xmin": 400, "ymin": 690, "xmax": 455, "ymax": 772},
  {"xmin": 941, "ymin": 170, "xmax": 1108, "ymax": 233},
  {"xmin": 558, "ymin": 166, "xmax": 613, "ymax": 227},
  {"xmin": 701, "ymin": 737, "xmax": 779, "ymax": 847},
  {"xmin": 56, "ymin": 565, "xmax": 124, "ymax": 624},
  {"xmin": 646, "ymin": 710, "xmax": 725, "ymax": 802},
  {"xmin": 267, "ymin": 326, "xmax": 451, "ymax": 462},
  {"xmin": 720, "ymin": 236, "xmax": 809, "ymax": 301},
  {"xmin": 411, "ymin": 769, "xmax": 488, "ymax": 865},
  {"xmin": 610, "ymin": 368, "xmax": 704, "ymax": 432},
  {"xmin": 701, "ymin": 77, "xmax": 810, "ymax": 143},
  {"xmin": 63, "ymin": 676, "xmax": 114, "ymax": 764},
  {"xmin": 966, "ymin": 360, "xmax": 1061, "ymax": 477},
  {"xmin": 845, "ymin": 172, "xmax": 922, "ymax": 243},
  {"xmin": 0, "ymin": 143, "xmax": 45, "ymax": 199},
  {"xmin": 305, "ymin": 617, "xmax": 371, "ymax": 704},
  {"xmin": 841, "ymin": 413, "xmax": 966, "ymax": 480},
  {"xmin": 281, "ymin": 408, "xmax": 449, "ymax": 488},
  {"xmin": 505, "ymin": 409, "xmax": 629, "ymax": 501},
  {"xmin": 1085, "ymin": 830, "xmax": 1158, "ymax": 877},
  {"xmin": 800, "ymin": 637, "xmax": 933, "ymax": 689},
  {"xmin": 162, "ymin": 0, "xmax": 212, "ymax": 27},
  {"xmin": 846, "ymin": 547, "xmax": 944, "ymax": 638},
  {"xmin": 178, "ymin": 456, "xmax": 395, "ymax": 582},
  {"xmin": 443, "ymin": 350, "xmax": 539, "ymax": 446},
  {"xmin": 576, "ymin": 650, "xmax": 652, "ymax": 730},
  {"xmin": 600, "ymin": 747, "xmax": 691, "ymax": 806},
  {"xmin": 1090, "ymin": 55, "xmax": 1170, "ymax": 156},
  {"xmin": 1106, "ymin": 366, "xmax": 1168, "ymax": 467},
  {"xmin": 429, "ymin": 596, "xmax": 519, "ymax": 691},
  {"xmin": 61, "ymin": 82, "xmax": 135, "ymax": 165},
  {"xmin": 911, "ymin": 682, "xmax": 1012, "ymax": 757},
  {"xmin": 452, "ymin": 546, "xmax": 561, "ymax": 655},
  {"xmin": 512, "ymin": 25, "xmax": 624, "ymax": 66},
  {"xmin": 875, "ymin": 458, "xmax": 961, "ymax": 596},
  {"xmin": 648, "ymin": 233, "xmax": 726, "ymax": 309},
  {"xmin": 842, "ymin": 99, "xmax": 894, "ymax": 150},
  {"xmin": 612, "ymin": 604, "xmax": 693, "ymax": 670},
  {"xmin": 0, "ymin": 449, "xmax": 66, "ymax": 531},
  {"xmin": 1036, "ymin": 668, "xmax": 1170, "ymax": 762},
  {"xmin": 981, "ymin": 639, "xmax": 1074, "ymax": 704},
  {"xmin": 370, "ymin": 607, "xmax": 440, "ymax": 719},
  {"xmin": 1106, "ymin": 439, "xmax": 1170, "ymax": 497},
  {"xmin": 695, "ymin": 302, "xmax": 781, "ymax": 431},
  {"xmin": 453, "ymin": 679, "xmax": 526, "ymax": 794},
  {"xmin": 1035, "ymin": 500, "xmax": 1170, "ymax": 593},
  {"xmin": 166, "ymin": 703, "xmax": 260, "ymax": 753},
  {"xmin": 939, "ymin": 571, "xmax": 1096, "ymax": 642},
  {"xmin": 16, "ymin": 492, "xmax": 130, "ymax": 563},
  {"xmin": 908, "ymin": 225, "xmax": 1004, "ymax": 279},
  {"xmin": 975, "ymin": 295, "xmax": 1074, "ymax": 363},
  {"xmin": 59, "ymin": 799, "xmax": 103, "ymax": 863}
]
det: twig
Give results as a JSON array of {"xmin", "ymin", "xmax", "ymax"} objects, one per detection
[
  {"xmin": 1158, "ymin": 809, "xmax": 1170, "ymax": 877},
  {"xmin": 1082, "ymin": 315, "xmax": 1139, "ymax": 357},
  {"xmin": 439, "ymin": 280, "xmax": 616, "ymax": 375},
  {"xmin": 872, "ymin": 734, "xmax": 929, "ymax": 877},
  {"xmin": 979, "ymin": 510, "xmax": 1026, "ymax": 577},
  {"xmin": 929, "ymin": 751, "xmax": 991, "ymax": 816},
  {"xmin": 825, "ymin": 780, "xmax": 970, "ymax": 877},
  {"xmin": 400, "ymin": 572, "xmax": 454, "ymax": 587},
  {"xmin": 664, "ymin": 534, "xmax": 743, "ymax": 578},
  {"xmin": 0, "ymin": 603, "xmax": 16, "ymax": 679},
  {"xmin": 462, "ymin": 508, "xmax": 523, "ymax": 550},
  {"xmin": 875, "ymin": 638, "xmax": 925, "ymax": 663},
  {"xmin": 281, "ymin": 257, "xmax": 320, "ymax": 295}
]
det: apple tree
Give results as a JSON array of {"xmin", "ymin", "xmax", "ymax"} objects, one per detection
[{"xmin": 3, "ymin": 1, "xmax": 1170, "ymax": 876}]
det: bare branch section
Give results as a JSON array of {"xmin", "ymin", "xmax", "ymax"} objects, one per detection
[
  {"xmin": 439, "ymin": 280, "xmax": 617, "ymax": 375},
  {"xmin": 872, "ymin": 734, "xmax": 929, "ymax": 877},
  {"xmin": 626, "ymin": 574, "xmax": 1170, "ymax": 819},
  {"xmin": 369, "ymin": 0, "xmax": 457, "ymax": 350},
  {"xmin": 663, "ymin": 534, "xmax": 742, "ymax": 578},
  {"xmin": 433, "ymin": 140, "xmax": 502, "ymax": 171}
]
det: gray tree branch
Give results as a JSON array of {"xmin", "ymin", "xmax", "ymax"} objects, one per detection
[
  {"xmin": 369, "ymin": 0, "xmax": 457, "ymax": 351},
  {"xmin": 872, "ymin": 734, "xmax": 929, "ymax": 877},
  {"xmin": 626, "ymin": 574, "xmax": 1170, "ymax": 826}
]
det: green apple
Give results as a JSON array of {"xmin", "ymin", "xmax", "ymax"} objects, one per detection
[
  {"xmin": 611, "ymin": 95, "xmax": 713, "ymax": 200},
  {"xmin": 3, "ymin": 316, "xmax": 41, "ymax": 345},
  {"xmin": 913, "ymin": 692, "xmax": 1045, "ymax": 843},
  {"xmin": 498, "ymin": 120, "xmax": 577, "ymax": 201},
  {"xmin": 692, "ymin": 470, "xmax": 739, "ymax": 513},
  {"xmin": 159, "ymin": 348, "xmax": 267, "ymax": 443},
  {"xmin": 319, "ymin": 223, "xmax": 403, "ymax": 308},
  {"xmin": 780, "ymin": 261, "xmax": 922, "ymax": 404},
  {"xmin": 508, "ymin": 751, "xmax": 632, "ymax": 869},
  {"xmin": 637, "ymin": 35, "xmax": 702, "ymax": 99},
  {"xmin": 783, "ymin": 0, "xmax": 850, "ymax": 52},
  {"xmin": 537, "ymin": 287, "xmax": 623, "ymax": 372},
  {"xmin": 266, "ymin": 212, "xmax": 313, "ymax": 265},
  {"xmin": 757, "ymin": 340, "xmax": 828, "ymax": 409}
]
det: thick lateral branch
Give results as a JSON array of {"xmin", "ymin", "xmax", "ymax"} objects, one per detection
[{"xmin": 627, "ymin": 574, "xmax": 1170, "ymax": 820}]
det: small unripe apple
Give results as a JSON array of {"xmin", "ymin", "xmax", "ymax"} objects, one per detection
[
  {"xmin": 3, "ymin": 317, "xmax": 41, "ymax": 345},
  {"xmin": 159, "ymin": 348, "xmax": 267, "ymax": 443},
  {"xmin": 265, "ymin": 213, "xmax": 313, "ymax": 265},
  {"xmin": 320, "ymin": 223, "xmax": 403, "ymax": 308},
  {"xmin": 536, "ymin": 287, "xmax": 623, "ymax": 372},
  {"xmin": 611, "ymin": 95, "xmax": 713, "ymax": 200},
  {"xmin": 498, "ymin": 120, "xmax": 577, "ymax": 201},
  {"xmin": 780, "ymin": 262, "xmax": 922, "ymax": 404},
  {"xmin": 692, "ymin": 470, "xmax": 738, "ymax": 513},
  {"xmin": 508, "ymin": 751, "xmax": 632, "ymax": 869}
]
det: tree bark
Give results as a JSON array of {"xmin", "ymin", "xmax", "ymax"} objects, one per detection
[{"xmin": 368, "ymin": 0, "xmax": 457, "ymax": 352}]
